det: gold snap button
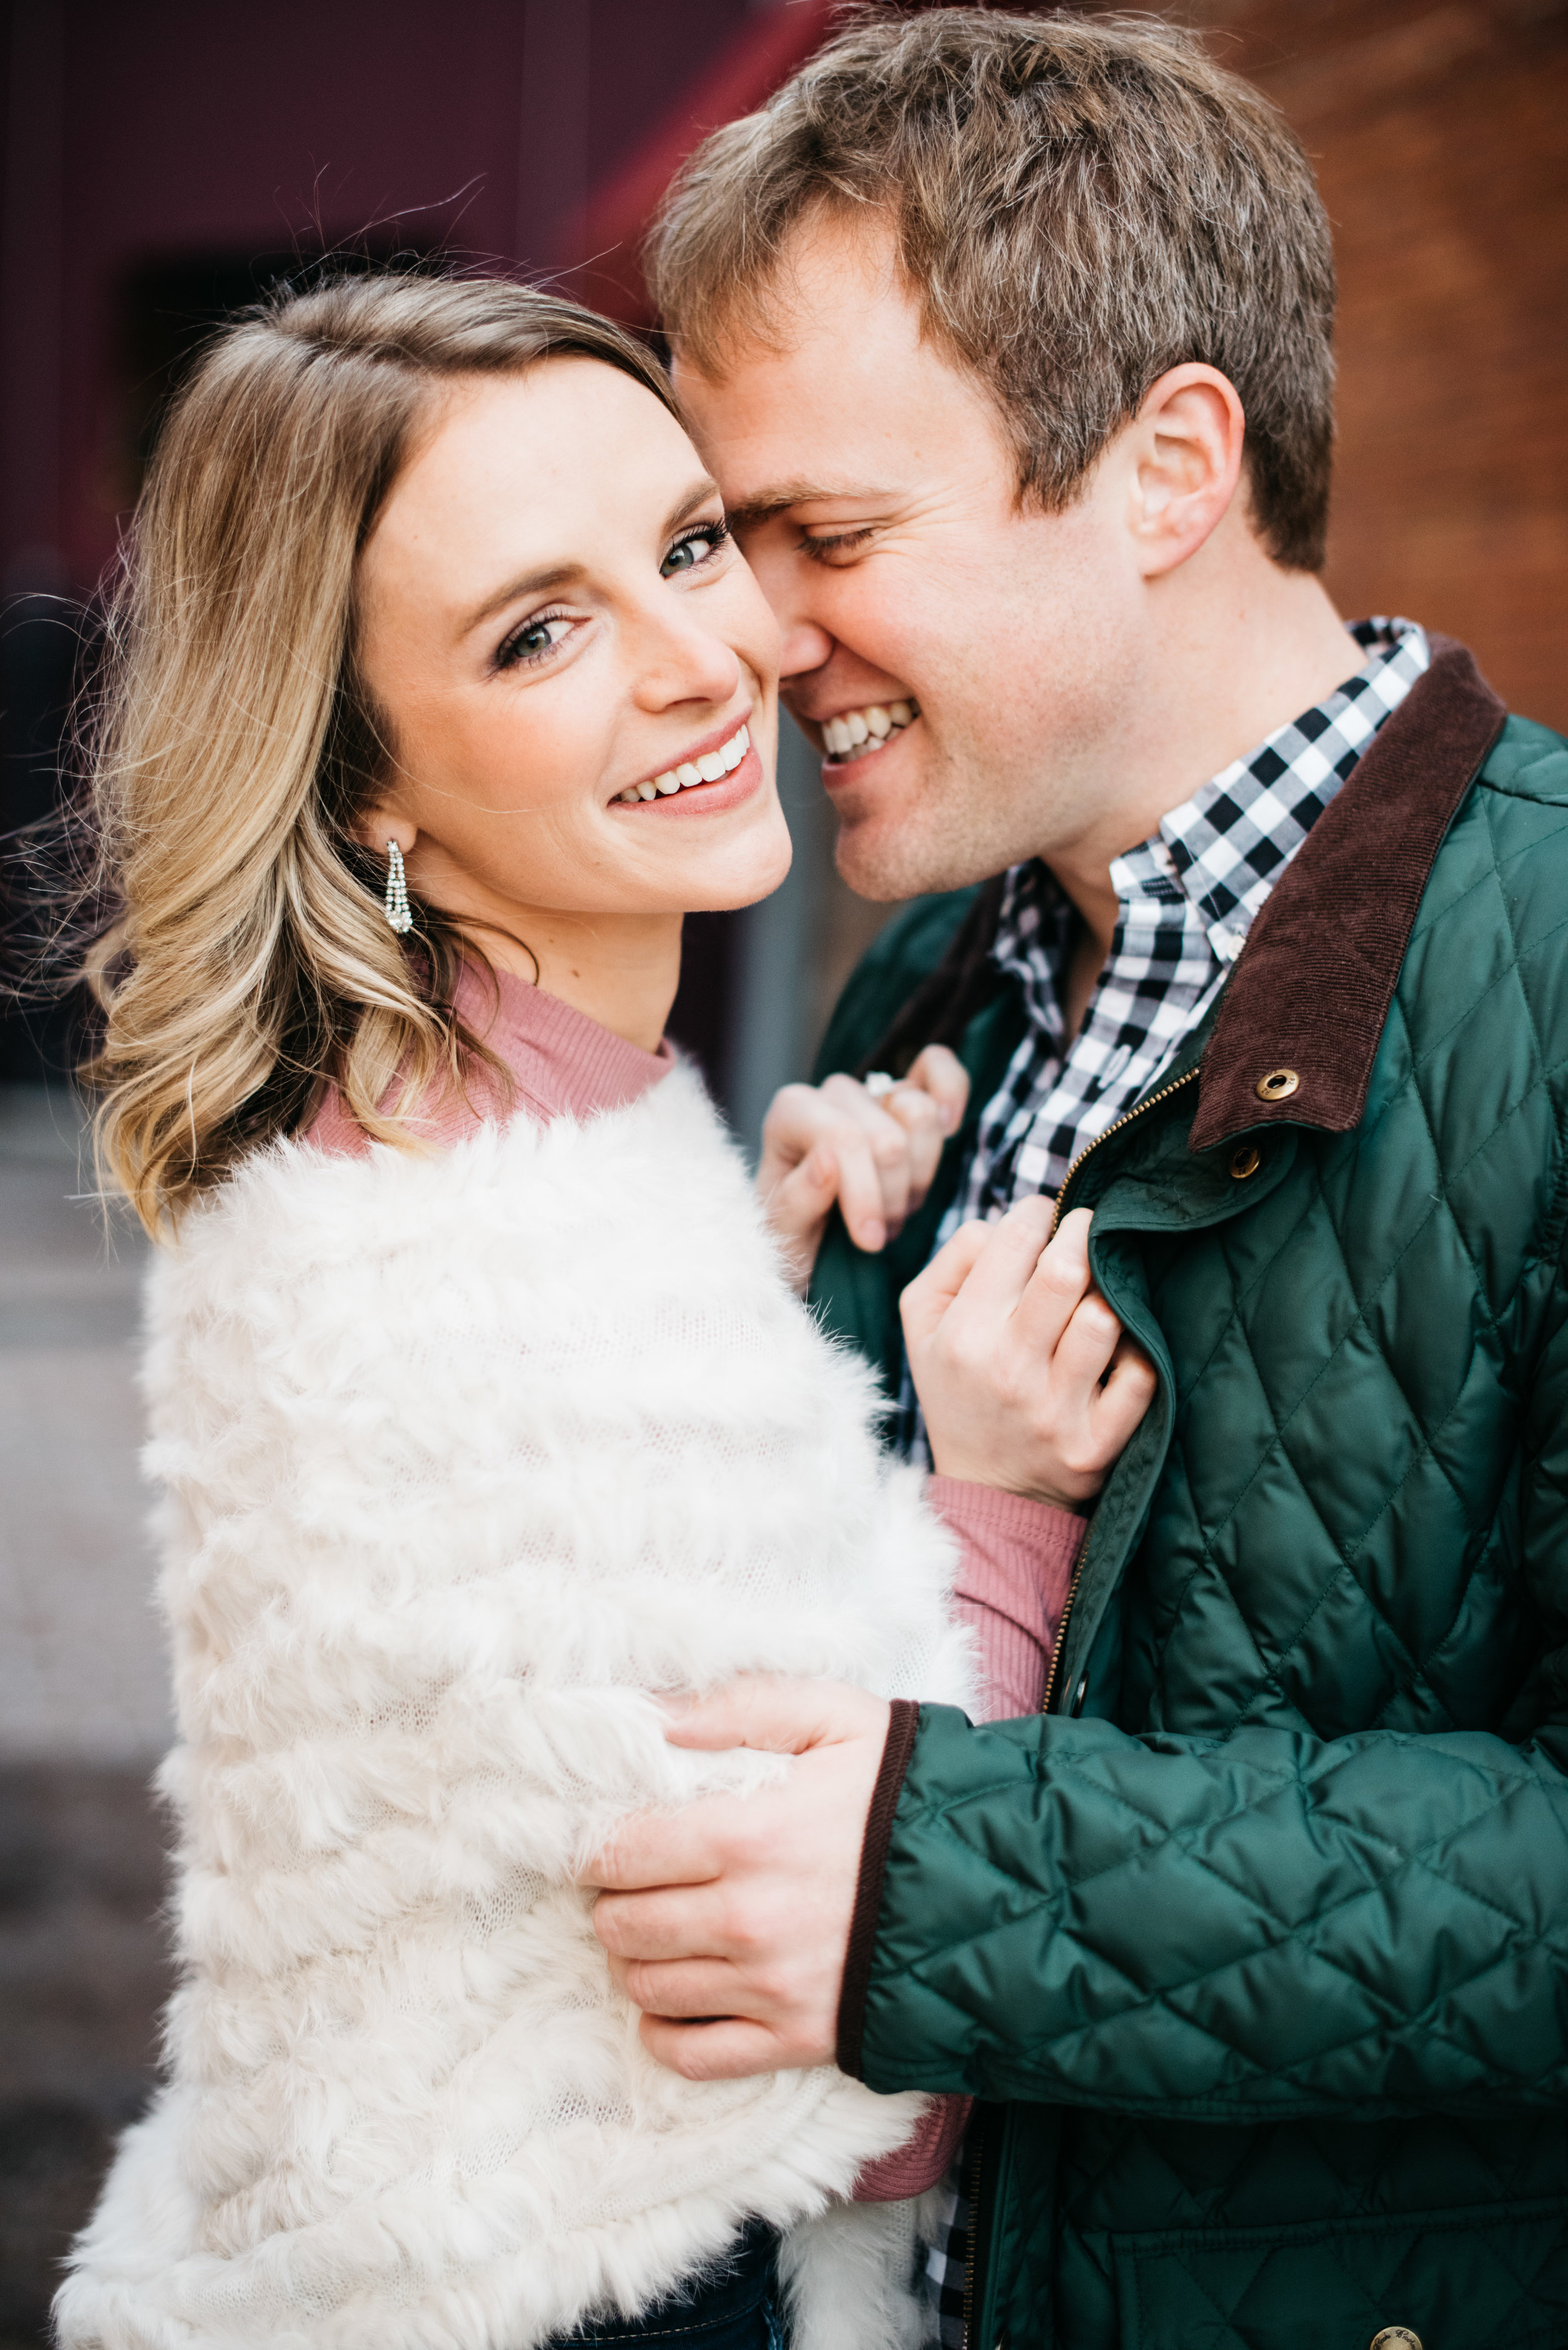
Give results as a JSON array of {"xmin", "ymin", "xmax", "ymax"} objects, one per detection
[
  {"xmin": 1230, "ymin": 1144, "xmax": 1261, "ymax": 1180},
  {"xmin": 1369, "ymin": 2330, "xmax": 1422, "ymax": 2350},
  {"xmin": 1255, "ymin": 1067, "xmax": 1300, "ymax": 1102}
]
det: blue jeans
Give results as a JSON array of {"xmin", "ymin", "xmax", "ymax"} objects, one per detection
[{"xmin": 546, "ymin": 2221, "xmax": 785, "ymax": 2347}]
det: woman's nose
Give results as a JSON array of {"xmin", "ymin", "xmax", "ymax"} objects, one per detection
[{"xmin": 632, "ymin": 604, "xmax": 744, "ymax": 713}]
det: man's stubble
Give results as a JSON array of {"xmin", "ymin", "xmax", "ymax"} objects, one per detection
[{"xmin": 820, "ymin": 652, "xmax": 1128, "ymax": 908}]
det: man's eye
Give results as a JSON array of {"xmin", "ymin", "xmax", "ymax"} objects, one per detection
[
  {"xmin": 660, "ymin": 520, "xmax": 730, "ymax": 577},
  {"xmin": 800, "ymin": 527, "xmax": 876, "ymax": 565}
]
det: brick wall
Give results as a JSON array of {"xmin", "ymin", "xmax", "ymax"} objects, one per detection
[{"xmin": 1184, "ymin": 0, "xmax": 1568, "ymax": 726}]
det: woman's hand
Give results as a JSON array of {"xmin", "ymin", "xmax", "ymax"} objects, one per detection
[
  {"xmin": 757, "ymin": 1046, "xmax": 970, "ymax": 1292},
  {"xmin": 902, "ymin": 1203, "xmax": 1157, "ymax": 1507}
]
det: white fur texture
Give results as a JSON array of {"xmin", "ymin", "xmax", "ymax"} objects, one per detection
[{"xmin": 57, "ymin": 1068, "xmax": 974, "ymax": 2350}]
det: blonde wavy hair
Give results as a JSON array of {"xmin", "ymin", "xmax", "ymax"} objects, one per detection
[{"xmin": 79, "ymin": 270, "xmax": 676, "ymax": 1236}]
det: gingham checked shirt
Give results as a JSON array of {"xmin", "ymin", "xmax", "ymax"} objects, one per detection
[
  {"xmin": 919, "ymin": 614, "xmax": 1430, "ymax": 2341},
  {"xmin": 951, "ymin": 617, "xmax": 1429, "ymax": 1228}
]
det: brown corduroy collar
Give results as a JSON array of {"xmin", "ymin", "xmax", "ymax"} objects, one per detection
[{"xmin": 1186, "ymin": 634, "xmax": 1507, "ymax": 1154}]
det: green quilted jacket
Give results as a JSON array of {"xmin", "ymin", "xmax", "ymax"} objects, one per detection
[{"xmin": 810, "ymin": 640, "xmax": 1568, "ymax": 2350}]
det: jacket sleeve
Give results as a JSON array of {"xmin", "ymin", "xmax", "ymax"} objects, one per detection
[{"xmin": 843, "ymin": 1286, "xmax": 1568, "ymax": 2120}]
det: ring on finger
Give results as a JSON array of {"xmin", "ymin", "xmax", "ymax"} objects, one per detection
[{"xmin": 864, "ymin": 1070, "xmax": 898, "ymax": 1099}]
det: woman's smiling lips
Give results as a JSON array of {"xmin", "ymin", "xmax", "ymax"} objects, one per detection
[{"xmin": 611, "ymin": 713, "xmax": 761, "ymax": 817}]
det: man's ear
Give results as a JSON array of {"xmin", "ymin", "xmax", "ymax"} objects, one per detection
[{"xmin": 1126, "ymin": 363, "xmax": 1246, "ymax": 581}]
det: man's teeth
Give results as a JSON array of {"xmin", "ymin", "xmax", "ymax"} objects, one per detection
[
  {"xmin": 821, "ymin": 699, "xmax": 916, "ymax": 759},
  {"xmin": 619, "ymin": 722, "xmax": 750, "ymax": 804}
]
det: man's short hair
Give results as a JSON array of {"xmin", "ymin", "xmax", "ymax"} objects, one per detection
[{"xmin": 649, "ymin": 7, "xmax": 1336, "ymax": 571}]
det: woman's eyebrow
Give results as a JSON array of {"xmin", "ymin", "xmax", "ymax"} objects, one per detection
[
  {"xmin": 665, "ymin": 474, "xmax": 724, "ymax": 533},
  {"xmin": 460, "ymin": 560, "xmax": 581, "ymax": 636},
  {"xmin": 458, "ymin": 476, "xmax": 724, "ymax": 638}
]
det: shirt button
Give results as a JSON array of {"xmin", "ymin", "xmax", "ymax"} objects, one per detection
[
  {"xmin": 1256, "ymin": 1066, "xmax": 1300, "ymax": 1102},
  {"xmin": 1230, "ymin": 1144, "xmax": 1261, "ymax": 1179},
  {"xmin": 1369, "ymin": 2329, "xmax": 1422, "ymax": 2350}
]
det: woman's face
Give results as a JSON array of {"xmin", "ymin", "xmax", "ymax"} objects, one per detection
[{"xmin": 355, "ymin": 358, "xmax": 789, "ymax": 933}]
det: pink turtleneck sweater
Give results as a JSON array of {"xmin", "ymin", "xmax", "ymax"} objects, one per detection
[{"xmin": 307, "ymin": 964, "xmax": 1083, "ymax": 2198}]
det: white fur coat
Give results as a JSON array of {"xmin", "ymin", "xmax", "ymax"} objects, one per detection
[{"xmin": 57, "ymin": 1066, "xmax": 975, "ymax": 2350}]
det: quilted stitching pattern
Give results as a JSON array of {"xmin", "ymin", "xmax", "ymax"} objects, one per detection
[
  {"xmin": 849, "ymin": 721, "xmax": 1568, "ymax": 2346},
  {"xmin": 1117, "ymin": 2200, "xmax": 1568, "ymax": 2350}
]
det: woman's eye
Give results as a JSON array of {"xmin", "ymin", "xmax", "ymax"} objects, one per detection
[
  {"xmin": 497, "ymin": 613, "xmax": 571, "ymax": 669},
  {"xmin": 660, "ymin": 520, "xmax": 729, "ymax": 578}
]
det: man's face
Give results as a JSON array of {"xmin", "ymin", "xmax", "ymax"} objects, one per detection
[{"xmin": 674, "ymin": 212, "xmax": 1143, "ymax": 901}]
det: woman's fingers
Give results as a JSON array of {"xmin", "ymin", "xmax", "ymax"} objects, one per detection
[
  {"xmin": 762, "ymin": 1147, "xmax": 840, "ymax": 1290},
  {"xmin": 1011, "ymin": 1205, "xmax": 1096, "ymax": 1358},
  {"xmin": 1051, "ymin": 1286, "xmax": 1124, "ymax": 1393},
  {"xmin": 901, "ymin": 1044, "xmax": 970, "ymax": 1135},
  {"xmin": 899, "ymin": 1216, "xmax": 992, "ymax": 1346},
  {"xmin": 819, "ymin": 1073, "xmax": 921, "ymax": 1234},
  {"xmin": 939, "ymin": 1196, "xmax": 1056, "ymax": 1329},
  {"xmin": 1050, "ymin": 1205, "xmax": 1095, "ymax": 1268},
  {"xmin": 1091, "ymin": 1333, "xmax": 1159, "ymax": 1453},
  {"xmin": 756, "ymin": 1053, "xmax": 970, "ymax": 1272},
  {"xmin": 881, "ymin": 1083, "xmax": 946, "ymax": 1209},
  {"xmin": 903, "ymin": 1193, "xmax": 1157, "ymax": 1502},
  {"xmin": 758, "ymin": 1082, "xmax": 904, "ymax": 1255},
  {"xmin": 818, "ymin": 1124, "xmax": 894, "ymax": 1253},
  {"xmin": 909, "ymin": 1202, "xmax": 1095, "ymax": 1358},
  {"xmin": 757, "ymin": 1080, "xmax": 820, "ymax": 1162},
  {"xmin": 851, "ymin": 1044, "xmax": 968, "ymax": 1215}
]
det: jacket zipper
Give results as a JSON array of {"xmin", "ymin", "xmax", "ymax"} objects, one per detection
[
  {"xmin": 1047, "ymin": 1065, "xmax": 1201, "ymax": 1240},
  {"xmin": 960, "ymin": 2105, "xmax": 1002, "ymax": 2349},
  {"xmin": 959, "ymin": 2120, "xmax": 983, "ymax": 2347},
  {"xmin": 1038, "ymin": 1066, "xmax": 1201, "ymax": 1720},
  {"xmin": 961, "ymin": 1063, "xmax": 1205, "ymax": 2344},
  {"xmin": 1039, "ymin": 1536, "xmax": 1089, "ymax": 1718}
]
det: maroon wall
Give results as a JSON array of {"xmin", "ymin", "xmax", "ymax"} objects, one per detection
[
  {"xmin": 1195, "ymin": 0, "xmax": 1568, "ymax": 734},
  {"xmin": 0, "ymin": 0, "xmax": 795, "ymax": 1085},
  {"xmin": 0, "ymin": 0, "xmax": 763, "ymax": 599}
]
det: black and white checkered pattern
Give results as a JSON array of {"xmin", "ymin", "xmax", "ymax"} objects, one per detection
[
  {"xmin": 916, "ymin": 619, "xmax": 1428, "ymax": 2331},
  {"xmin": 923, "ymin": 2168, "xmax": 970, "ymax": 2347},
  {"xmin": 951, "ymin": 619, "xmax": 1429, "ymax": 1226}
]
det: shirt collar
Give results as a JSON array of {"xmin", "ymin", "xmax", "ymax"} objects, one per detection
[
  {"xmin": 1132, "ymin": 615, "xmax": 1430, "ymax": 962},
  {"xmin": 997, "ymin": 617, "xmax": 1431, "ymax": 977}
]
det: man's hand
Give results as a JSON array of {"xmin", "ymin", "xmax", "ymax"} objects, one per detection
[
  {"xmin": 903, "ymin": 1201, "xmax": 1157, "ymax": 1506},
  {"xmin": 584, "ymin": 1679, "xmax": 889, "ymax": 2079},
  {"xmin": 757, "ymin": 1046, "xmax": 970, "ymax": 1290}
]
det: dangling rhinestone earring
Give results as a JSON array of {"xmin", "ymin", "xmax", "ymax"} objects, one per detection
[{"xmin": 383, "ymin": 839, "xmax": 413, "ymax": 935}]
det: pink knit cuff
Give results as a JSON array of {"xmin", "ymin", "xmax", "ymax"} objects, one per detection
[
  {"xmin": 852, "ymin": 2093, "xmax": 974, "ymax": 2202},
  {"xmin": 929, "ymin": 1476, "xmax": 1084, "ymax": 1720}
]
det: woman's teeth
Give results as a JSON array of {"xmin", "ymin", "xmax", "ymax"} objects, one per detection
[
  {"xmin": 619, "ymin": 722, "xmax": 750, "ymax": 804},
  {"xmin": 821, "ymin": 699, "xmax": 917, "ymax": 760}
]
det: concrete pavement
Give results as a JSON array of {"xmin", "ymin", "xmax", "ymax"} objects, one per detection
[{"xmin": 0, "ymin": 1086, "xmax": 169, "ymax": 2344}]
